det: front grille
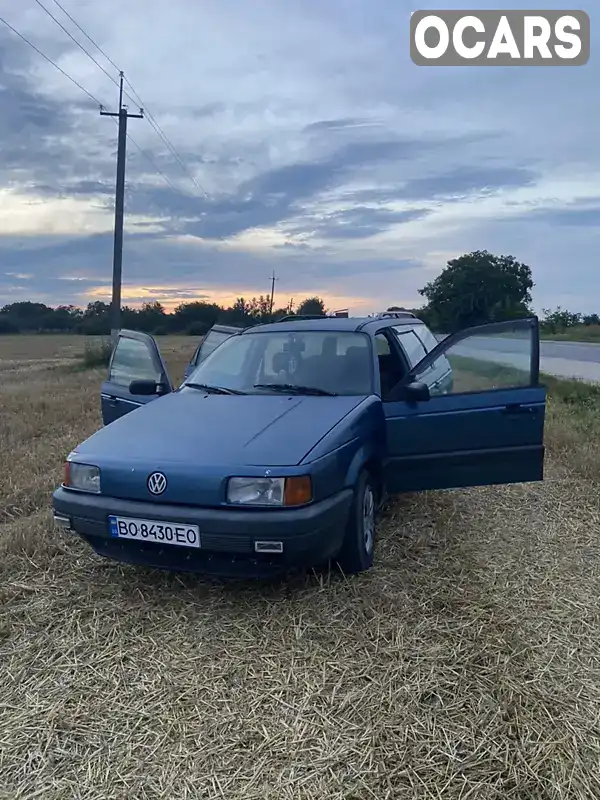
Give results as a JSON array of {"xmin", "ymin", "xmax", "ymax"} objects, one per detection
[{"xmin": 84, "ymin": 535, "xmax": 288, "ymax": 578}]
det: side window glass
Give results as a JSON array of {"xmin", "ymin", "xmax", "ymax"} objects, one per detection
[
  {"xmin": 189, "ymin": 336, "xmax": 256, "ymax": 386},
  {"xmin": 199, "ymin": 331, "xmax": 233, "ymax": 363},
  {"xmin": 191, "ymin": 343, "xmax": 202, "ymax": 366},
  {"xmin": 414, "ymin": 327, "xmax": 440, "ymax": 353},
  {"xmin": 394, "ymin": 330, "xmax": 427, "ymax": 368},
  {"xmin": 411, "ymin": 322, "xmax": 535, "ymax": 396},
  {"xmin": 109, "ymin": 338, "xmax": 161, "ymax": 386}
]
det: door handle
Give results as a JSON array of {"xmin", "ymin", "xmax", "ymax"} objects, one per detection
[
  {"xmin": 502, "ymin": 404, "xmax": 534, "ymax": 415},
  {"xmin": 107, "ymin": 397, "xmax": 118, "ymax": 407}
]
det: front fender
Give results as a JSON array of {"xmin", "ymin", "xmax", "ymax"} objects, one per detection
[{"xmin": 301, "ymin": 396, "xmax": 386, "ymax": 500}]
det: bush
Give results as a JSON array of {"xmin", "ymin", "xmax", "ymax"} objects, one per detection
[
  {"xmin": 0, "ymin": 317, "xmax": 18, "ymax": 334},
  {"xmin": 81, "ymin": 337, "xmax": 113, "ymax": 369},
  {"xmin": 186, "ymin": 322, "xmax": 209, "ymax": 336}
]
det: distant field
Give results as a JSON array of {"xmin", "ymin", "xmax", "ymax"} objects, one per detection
[
  {"xmin": 0, "ymin": 334, "xmax": 599, "ymax": 799},
  {"xmin": 541, "ymin": 324, "xmax": 600, "ymax": 343}
]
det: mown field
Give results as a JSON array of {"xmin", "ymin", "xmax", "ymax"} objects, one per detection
[{"xmin": 1, "ymin": 334, "xmax": 599, "ymax": 800}]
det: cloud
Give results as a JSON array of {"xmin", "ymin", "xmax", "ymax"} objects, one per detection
[
  {"xmin": 286, "ymin": 207, "xmax": 433, "ymax": 240},
  {"xmin": 0, "ymin": 0, "xmax": 599, "ymax": 314},
  {"xmin": 525, "ymin": 204, "xmax": 600, "ymax": 228}
]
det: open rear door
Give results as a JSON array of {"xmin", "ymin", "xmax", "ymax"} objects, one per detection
[
  {"xmin": 184, "ymin": 324, "xmax": 243, "ymax": 378},
  {"xmin": 383, "ymin": 318, "xmax": 546, "ymax": 493},
  {"xmin": 101, "ymin": 330, "xmax": 173, "ymax": 425}
]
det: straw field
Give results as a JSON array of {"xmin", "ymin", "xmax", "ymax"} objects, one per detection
[{"xmin": 1, "ymin": 334, "xmax": 599, "ymax": 800}]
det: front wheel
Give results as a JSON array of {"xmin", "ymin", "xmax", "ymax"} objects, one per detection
[{"xmin": 335, "ymin": 471, "xmax": 377, "ymax": 574}]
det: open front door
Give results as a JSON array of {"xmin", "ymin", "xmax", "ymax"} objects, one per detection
[
  {"xmin": 101, "ymin": 330, "xmax": 173, "ymax": 425},
  {"xmin": 384, "ymin": 318, "xmax": 546, "ymax": 493},
  {"xmin": 183, "ymin": 324, "xmax": 243, "ymax": 379}
]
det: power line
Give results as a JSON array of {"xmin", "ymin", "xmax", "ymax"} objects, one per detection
[
  {"xmin": 41, "ymin": 0, "xmax": 210, "ymax": 198},
  {"xmin": 37, "ymin": 0, "xmax": 141, "ymax": 111},
  {"xmin": 33, "ymin": 0, "xmax": 120, "ymax": 89},
  {"xmin": 0, "ymin": 13, "xmax": 102, "ymax": 105},
  {"xmin": 0, "ymin": 13, "xmax": 184, "ymax": 197},
  {"xmin": 126, "ymin": 130, "xmax": 184, "ymax": 194},
  {"xmin": 123, "ymin": 78, "xmax": 210, "ymax": 198},
  {"xmin": 47, "ymin": 0, "xmax": 120, "ymax": 73}
]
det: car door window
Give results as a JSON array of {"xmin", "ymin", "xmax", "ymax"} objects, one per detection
[
  {"xmin": 198, "ymin": 330, "xmax": 235, "ymax": 363},
  {"xmin": 393, "ymin": 329, "xmax": 427, "ymax": 368},
  {"xmin": 413, "ymin": 326, "xmax": 440, "ymax": 353},
  {"xmin": 409, "ymin": 320, "xmax": 535, "ymax": 396},
  {"xmin": 109, "ymin": 337, "xmax": 162, "ymax": 386}
]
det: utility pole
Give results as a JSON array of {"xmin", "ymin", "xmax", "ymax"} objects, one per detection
[
  {"xmin": 100, "ymin": 72, "xmax": 143, "ymax": 345},
  {"xmin": 269, "ymin": 270, "xmax": 278, "ymax": 319}
]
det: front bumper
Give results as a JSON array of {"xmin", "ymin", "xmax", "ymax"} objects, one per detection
[{"xmin": 52, "ymin": 486, "xmax": 353, "ymax": 578}]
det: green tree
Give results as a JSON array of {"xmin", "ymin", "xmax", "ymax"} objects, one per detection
[
  {"xmin": 296, "ymin": 296, "xmax": 326, "ymax": 316},
  {"xmin": 1, "ymin": 301, "xmax": 54, "ymax": 331},
  {"xmin": 137, "ymin": 301, "xmax": 167, "ymax": 333},
  {"xmin": 247, "ymin": 295, "xmax": 273, "ymax": 322},
  {"xmin": 418, "ymin": 250, "xmax": 534, "ymax": 332},
  {"xmin": 220, "ymin": 298, "xmax": 254, "ymax": 327},
  {"xmin": 582, "ymin": 313, "xmax": 600, "ymax": 326},
  {"xmin": 541, "ymin": 307, "xmax": 582, "ymax": 334},
  {"xmin": 172, "ymin": 301, "xmax": 221, "ymax": 334},
  {"xmin": 78, "ymin": 301, "xmax": 111, "ymax": 335}
]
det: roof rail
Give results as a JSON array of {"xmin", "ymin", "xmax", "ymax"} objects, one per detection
[
  {"xmin": 276, "ymin": 314, "xmax": 328, "ymax": 322},
  {"xmin": 375, "ymin": 310, "xmax": 418, "ymax": 320}
]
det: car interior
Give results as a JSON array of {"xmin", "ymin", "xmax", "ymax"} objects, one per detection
[
  {"xmin": 270, "ymin": 334, "xmax": 372, "ymax": 395},
  {"xmin": 375, "ymin": 332, "xmax": 409, "ymax": 399}
]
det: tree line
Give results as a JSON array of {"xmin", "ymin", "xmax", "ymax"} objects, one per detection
[
  {"xmin": 0, "ymin": 295, "xmax": 327, "ymax": 336},
  {"xmin": 1, "ymin": 251, "xmax": 597, "ymax": 336}
]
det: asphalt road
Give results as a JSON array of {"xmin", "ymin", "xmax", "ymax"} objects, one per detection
[{"xmin": 436, "ymin": 335, "xmax": 600, "ymax": 384}]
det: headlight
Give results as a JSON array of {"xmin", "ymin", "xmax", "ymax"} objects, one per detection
[
  {"xmin": 227, "ymin": 476, "xmax": 312, "ymax": 506},
  {"xmin": 64, "ymin": 461, "xmax": 101, "ymax": 493}
]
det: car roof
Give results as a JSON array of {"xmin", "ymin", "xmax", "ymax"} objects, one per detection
[{"xmin": 243, "ymin": 316, "xmax": 425, "ymax": 335}]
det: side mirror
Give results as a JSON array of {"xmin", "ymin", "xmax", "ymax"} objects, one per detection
[
  {"xmin": 129, "ymin": 379, "xmax": 161, "ymax": 396},
  {"xmin": 403, "ymin": 380, "xmax": 430, "ymax": 403}
]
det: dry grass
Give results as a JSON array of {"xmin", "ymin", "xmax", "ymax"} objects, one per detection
[{"xmin": 1, "ymin": 335, "xmax": 599, "ymax": 799}]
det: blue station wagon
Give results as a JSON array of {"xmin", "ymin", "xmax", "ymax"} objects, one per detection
[{"xmin": 52, "ymin": 312, "xmax": 546, "ymax": 578}]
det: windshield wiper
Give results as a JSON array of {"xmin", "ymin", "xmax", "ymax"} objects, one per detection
[
  {"xmin": 185, "ymin": 383, "xmax": 246, "ymax": 395},
  {"xmin": 253, "ymin": 383, "xmax": 337, "ymax": 396}
]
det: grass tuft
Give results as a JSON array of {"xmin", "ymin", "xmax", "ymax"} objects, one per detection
[{"xmin": 81, "ymin": 337, "xmax": 113, "ymax": 369}]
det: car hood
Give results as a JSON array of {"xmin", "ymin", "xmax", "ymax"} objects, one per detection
[{"xmin": 79, "ymin": 390, "xmax": 366, "ymax": 467}]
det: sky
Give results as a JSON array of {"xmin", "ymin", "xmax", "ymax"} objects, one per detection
[{"xmin": 0, "ymin": 0, "xmax": 598, "ymax": 316}]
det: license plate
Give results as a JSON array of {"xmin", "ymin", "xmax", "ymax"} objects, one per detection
[{"xmin": 108, "ymin": 515, "xmax": 200, "ymax": 548}]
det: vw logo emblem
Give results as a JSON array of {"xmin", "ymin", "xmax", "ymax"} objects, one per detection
[{"xmin": 147, "ymin": 472, "xmax": 167, "ymax": 495}]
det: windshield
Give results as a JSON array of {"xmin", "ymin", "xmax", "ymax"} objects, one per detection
[{"xmin": 185, "ymin": 330, "xmax": 373, "ymax": 396}]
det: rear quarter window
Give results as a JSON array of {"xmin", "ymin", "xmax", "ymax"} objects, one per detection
[
  {"xmin": 393, "ymin": 329, "xmax": 427, "ymax": 368},
  {"xmin": 414, "ymin": 326, "xmax": 441, "ymax": 353}
]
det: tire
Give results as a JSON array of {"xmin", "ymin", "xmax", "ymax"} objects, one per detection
[{"xmin": 335, "ymin": 471, "xmax": 377, "ymax": 574}]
